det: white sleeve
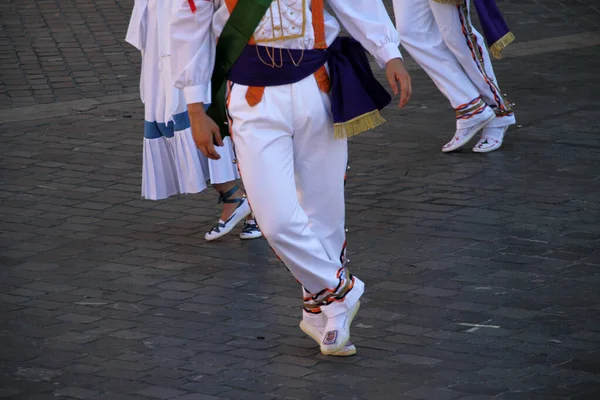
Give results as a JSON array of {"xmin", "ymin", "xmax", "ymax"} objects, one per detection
[
  {"xmin": 170, "ymin": 0, "xmax": 215, "ymax": 105},
  {"xmin": 327, "ymin": 0, "xmax": 402, "ymax": 68}
]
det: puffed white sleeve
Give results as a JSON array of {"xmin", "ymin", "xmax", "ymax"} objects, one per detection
[
  {"xmin": 327, "ymin": 0, "xmax": 402, "ymax": 68},
  {"xmin": 170, "ymin": 0, "xmax": 215, "ymax": 105}
]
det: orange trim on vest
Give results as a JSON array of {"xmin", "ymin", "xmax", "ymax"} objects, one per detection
[
  {"xmin": 311, "ymin": 0, "xmax": 330, "ymax": 92},
  {"xmin": 311, "ymin": 0, "xmax": 327, "ymax": 49},
  {"xmin": 224, "ymin": 0, "xmax": 237, "ymax": 12},
  {"xmin": 229, "ymin": 1, "xmax": 331, "ymax": 104}
]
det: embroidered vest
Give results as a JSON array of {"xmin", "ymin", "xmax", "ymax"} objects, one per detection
[{"xmin": 224, "ymin": 0, "xmax": 331, "ymax": 106}]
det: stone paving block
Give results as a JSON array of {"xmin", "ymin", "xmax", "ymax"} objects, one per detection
[
  {"xmin": 0, "ymin": 388, "xmax": 22, "ymax": 399},
  {"xmin": 405, "ymin": 387, "xmax": 465, "ymax": 400},
  {"xmin": 56, "ymin": 313, "xmax": 103, "ymax": 324},
  {"xmin": 218, "ymin": 389, "xmax": 278, "ymax": 400},
  {"xmin": 136, "ymin": 386, "xmax": 187, "ymax": 399},
  {"xmin": 172, "ymin": 395, "xmax": 228, "ymax": 400},
  {"xmin": 108, "ymin": 329, "xmax": 154, "ymax": 340},
  {"xmin": 101, "ymin": 358, "xmax": 155, "ymax": 372},
  {"xmin": 388, "ymin": 353, "xmax": 443, "ymax": 367},
  {"xmin": 90, "ymin": 395, "xmax": 150, "ymax": 400},
  {"xmin": 385, "ymin": 323, "xmax": 433, "ymax": 336},
  {"xmin": 260, "ymin": 363, "xmax": 316, "ymax": 378},
  {"xmin": 157, "ymin": 281, "xmax": 200, "ymax": 292},
  {"xmin": 54, "ymin": 386, "xmax": 99, "ymax": 399}
]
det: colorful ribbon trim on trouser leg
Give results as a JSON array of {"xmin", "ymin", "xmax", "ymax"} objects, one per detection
[
  {"xmin": 303, "ymin": 267, "xmax": 355, "ymax": 314},
  {"xmin": 457, "ymin": 4, "xmax": 514, "ymax": 116},
  {"xmin": 455, "ymin": 96, "xmax": 487, "ymax": 120}
]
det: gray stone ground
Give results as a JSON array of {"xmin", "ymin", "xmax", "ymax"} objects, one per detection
[{"xmin": 1, "ymin": 1, "xmax": 600, "ymax": 399}]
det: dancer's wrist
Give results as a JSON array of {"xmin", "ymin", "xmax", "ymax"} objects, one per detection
[{"xmin": 188, "ymin": 102, "xmax": 207, "ymax": 117}]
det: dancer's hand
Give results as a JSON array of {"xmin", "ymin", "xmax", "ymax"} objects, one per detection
[
  {"xmin": 188, "ymin": 103, "xmax": 224, "ymax": 160},
  {"xmin": 385, "ymin": 58, "xmax": 412, "ymax": 108}
]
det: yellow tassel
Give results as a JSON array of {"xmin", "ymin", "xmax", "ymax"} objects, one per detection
[
  {"xmin": 333, "ymin": 110, "xmax": 387, "ymax": 140},
  {"xmin": 490, "ymin": 31, "xmax": 515, "ymax": 59},
  {"xmin": 432, "ymin": 0, "xmax": 464, "ymax": 4}
]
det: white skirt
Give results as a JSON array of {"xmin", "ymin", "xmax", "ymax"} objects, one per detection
[{"xmin": 141, "ymin": 112, "xmax": 240, "ymax": 200}]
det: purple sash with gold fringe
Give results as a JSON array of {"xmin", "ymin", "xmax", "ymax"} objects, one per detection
[
  {"xmin": 228, "ymin": 37, "xmax": 391, "ymax": 139},
  {"xmin": 434, "ymin": 0, "xmax": 514, "ymax": 59},
  {"xmin": 473, "ymin": 0, "xmax": 514, "ymax": 59}
]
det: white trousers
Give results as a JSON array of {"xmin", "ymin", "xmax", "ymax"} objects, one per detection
[
  {"xmin": 393, "ymin": 0, "xmax": 516, "ymax": 128},
  {"xmin": 227, "ymin": 75, "xmax": 364, "ymax": 318}
]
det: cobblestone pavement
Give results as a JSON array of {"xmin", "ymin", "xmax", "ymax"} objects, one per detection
[
  {"xmin": 1, "ymin": 0, "xmax": 599, "ymax": 108},
  {"xmin": 1, "ymin": 1, "xmax": 600, "ymax": 399}
]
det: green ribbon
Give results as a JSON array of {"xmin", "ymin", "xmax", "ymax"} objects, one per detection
[{"xmin": 206, "ymin": 0, "xmax": 272, "ymax": 138}]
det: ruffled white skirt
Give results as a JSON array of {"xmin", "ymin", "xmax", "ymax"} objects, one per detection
[{"xmin": 142, "ymin": 117, "xmax": 239, "ymax": 201}]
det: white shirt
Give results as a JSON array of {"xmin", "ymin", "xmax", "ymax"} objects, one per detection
[{"xmin": 169, "ymin": 0, "xmax": 402, "ymax": 105}]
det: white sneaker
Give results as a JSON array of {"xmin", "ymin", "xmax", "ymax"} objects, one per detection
[
  {"xmin": 320, "ymin": 301, "xmax": 360, "ymax": 355},
  {"xmin": 299, "ymin": 318, "xmax": 356, "ymax": 356},
  {"xmin": 205, "ymin": 198, "xmax": 251, "ymax": 241},
  {"xmin": 473, "ymin": 126, "xmax": 508, "ymax": 153},
  {"xmin": 239, "ymin": 219, "xmax": 262, "ymax": 240},
  {"xmin": 442, "ymin": 107, "xmax": 495, "ymax": 153}
]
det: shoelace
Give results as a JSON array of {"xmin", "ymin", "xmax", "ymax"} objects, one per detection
[
  {"xmin": 209, "ymin": 222, "xmax": 225, "ymax": 234},
  {"xmin": 242, "ymin": 223, "xmax": 259, "ymax": 233}
]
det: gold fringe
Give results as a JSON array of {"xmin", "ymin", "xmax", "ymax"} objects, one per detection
[
  {"xmin": 432, "ymin": 0, "xmax": 464, "ymax": 4},
  {"xmin": 333, "ymin": 110, "xmax": 387, "ymax": 139},
  {"xmin": 490, "ymin": 31, "xmax": 515, "ymax": 59}
]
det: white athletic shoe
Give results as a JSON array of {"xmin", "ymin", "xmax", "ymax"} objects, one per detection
[
  {"xmin": 205, "ymin": 198, "xmax": 251, "ymax": 241},
  {"xmin": 442, "ymin": 107, "xmax": 496, "ymax": 153},
  {"xmin": 473, "ymin": 126, "xmax": 508, "ymax": 153},
  {"xmin": 239, "ymin": 219, "xmax": 262, "ymax": 240},
  {"xmin": 299, "ymin": 318, "xmax": 356, "ymax": 356},
  {"xmin": 320, "ymin": 301, "xmax": 360, "ymax": 355}
]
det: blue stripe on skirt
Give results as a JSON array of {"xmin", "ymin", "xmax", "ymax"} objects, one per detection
[
  {"xmin": 143, "ymin": 104, "xmax": 209, "ymax": 139},
  {"xmin": 144, "ymin": 111, "xmax": 190, "ymax": 139}
]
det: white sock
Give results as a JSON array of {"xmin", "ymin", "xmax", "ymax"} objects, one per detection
[{"xmin": 302, "ymin": 311, "xmax": 325, "ymax": 328}]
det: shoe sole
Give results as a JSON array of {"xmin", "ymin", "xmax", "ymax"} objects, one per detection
[
  {"xmin": 299, "ymin": 320, "xmax": 356, "ymax": 356},
  {"xmin": 320, "ymin": 300, "xmax": 360, "ymax": 355},
  {"xmin": 239, "ymin": 231, "xmax": 263, "ymax": 240},
  {"xmin": 442, "ymin": 113, "xmax": 496, "ymax": 153},
  {"xmin": 205, "ymin": 202, "xmax": 251, "ymax": 241}
]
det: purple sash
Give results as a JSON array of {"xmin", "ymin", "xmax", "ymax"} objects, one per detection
[
  {"xmin": 473, "ymin": 0, "xmax": 514, "ymax": 58},
  {"xmin": 228, "ymin": 37, "xmax": 391, "ymax": 138}
]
